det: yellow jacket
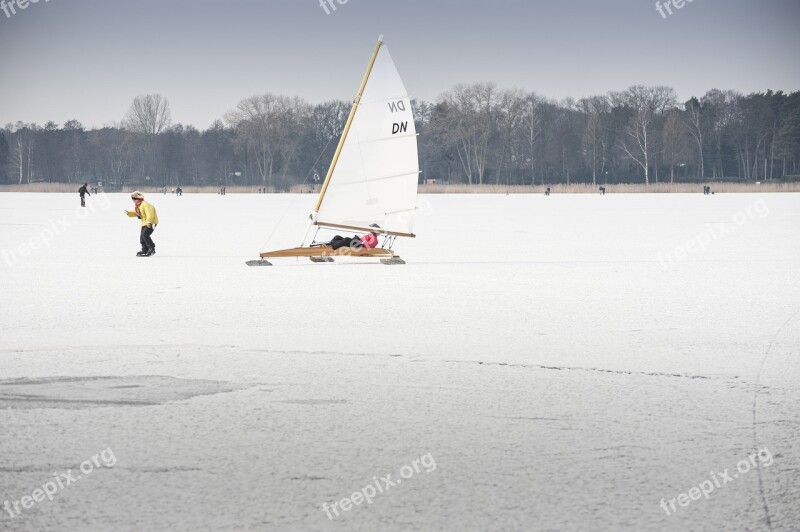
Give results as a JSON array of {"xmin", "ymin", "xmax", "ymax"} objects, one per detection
[{"xmin": 127, "ymin": 200, "xmax": 159, "ymax": 227}]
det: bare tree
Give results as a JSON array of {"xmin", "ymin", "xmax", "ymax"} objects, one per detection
[
  {"xmin": 124, "ymin": 94, "xmax": 171, "ymax": 136},
  {"xmin": 226, "ymin": 94, "xmax": 310, "ymax": 187},
  {"xmin": 411, "ymin": 99, "xmax": 433, "ymax": 182},
  {"xmin": 123, "ymin": 95, "xmax": 171, "ymax": 185},
  {"xmin": 110, "ymin": 129, "xmax": 135, "ymax": 186},
  {"xmin": 433, "ymin": 83, "xmax": 498, "ymax": 185},
  {"xmin": 62, "ymin": 120, "xmax": 86, "ymax": 184},
  {"xmin": 522, "ymin": 94, "xmax": 545, "ymax": 185},
  {"xmin": 613, "ymin": 86, "xmax": 677, "ymax": 184},
  {"xmin": 702, "ymin": 89, "xmax": 742, "ymax": 180},
  {"xmin": 495, "ymin": 89, "xmax": 526, "ymax": 185},
  {"xmin": 684, "ymin": 97, "xmax": 704, "ymax": 177},
  {"xmin": 551, "ymin": 99, "xmax": 582, "ymax": 185},
  {"xmin": 12, "ymin": 134, "xmax": 24, "ymax": 184},
  {"xmin": 663, "ymin": 108, "xmax": 691, "ymax": 183},
  {"xmin": 9, "ymin": 122, "xmax": 36, "ymax": 184},
  {"xmin": 0, "ymin": 132, "xmax": 9, "ymax": 185},
  {"xmin": 305, "ymin": 100, "xmax": 349, "ymax": 179},
  {"xmin": 309, "ymin": 100, "xmax": 349, "ymax": 150},
  {"xmin": 579, "ymin": 96, "xmax": 610, "ymax": 185}
]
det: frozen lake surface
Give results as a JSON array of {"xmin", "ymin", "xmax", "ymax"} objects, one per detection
[{"xmin": 1, "ymin": 192, "xmax": 798, "ymax": 531}]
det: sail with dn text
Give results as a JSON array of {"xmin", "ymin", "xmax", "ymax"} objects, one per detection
[{"xmin": 314, "ymin": 45, "xmax": 419, "ymax": 237}]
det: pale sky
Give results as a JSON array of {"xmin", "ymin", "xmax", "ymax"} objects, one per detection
[{"xmin": 1, "ymin": 0, "xmax": 798, "ymax": 129}]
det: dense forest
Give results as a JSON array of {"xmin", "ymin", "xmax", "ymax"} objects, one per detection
[{"xmin": 2, "ymin": 86, "xmax": 799, "ymax": 189}]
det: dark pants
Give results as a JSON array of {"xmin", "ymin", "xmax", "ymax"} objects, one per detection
[
  {"xmin": 330, "ymin": 235, "xmax": 361, "ymax": 251},
  {"xmin": 80, "ymin": 195, "xmax": 86, "ymax": 207},
  {"xmin": 140, "ymin": 226, "xmax": 155, "ymax": 253}
]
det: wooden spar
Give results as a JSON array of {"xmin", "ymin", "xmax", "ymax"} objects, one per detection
[
  {"xmin": 314, "ymin": 221, "xmax": 415, "ymax": 238},
  {"xmin": 313, "ymin": 36, "xmax": 384, "ymax": 214}
]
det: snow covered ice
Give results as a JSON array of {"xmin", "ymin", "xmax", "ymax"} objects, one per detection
[{"xmin": 1, "ymin": 192, "xmax": 798, "ymax": 531}]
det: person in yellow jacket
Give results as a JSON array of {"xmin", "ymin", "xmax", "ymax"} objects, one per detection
[{"xmin": 124, "ymin": 191, "xmax": 159, "ymax": 256}]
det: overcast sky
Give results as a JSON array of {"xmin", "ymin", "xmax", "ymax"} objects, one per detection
[{"xmin": 1, "ymin": 0, "xmax": 798, "ymax": 129}]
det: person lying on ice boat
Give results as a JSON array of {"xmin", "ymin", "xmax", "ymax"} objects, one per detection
[{"xmin": 328, "ymin": 224, "xmax": 380, "ymax": 251}]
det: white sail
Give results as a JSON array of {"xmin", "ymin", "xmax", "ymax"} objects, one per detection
[{"xmin": 315, "ymin": 45, "xmax": 419, "ymax": 236}]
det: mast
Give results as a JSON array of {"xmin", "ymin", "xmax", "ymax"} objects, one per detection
[{"xmin": 313, "ymin": 35, "xmax": 384, "ymax": 214}]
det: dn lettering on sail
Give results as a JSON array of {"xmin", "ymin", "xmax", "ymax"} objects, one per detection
[
  {"xmin": 392, "ymin": 122, "xmax": 408, "ymax": 135},
  {"xmin": 388, "ymin": 100, "xmax": 407, "ymax": 113}
]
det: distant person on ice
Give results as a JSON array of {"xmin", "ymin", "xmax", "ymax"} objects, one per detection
[
  {"xmin": 78, "ymin": 183, "xmax": 90, "ymax": 207},
  {"xmin": 124, "ymin": 191, "xmax": 159, "ymax": 257}
]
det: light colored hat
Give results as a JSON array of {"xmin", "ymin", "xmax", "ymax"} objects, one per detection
[{"xmin": 131, "ymin": 191, "xmax": 144, "ymax": 199}]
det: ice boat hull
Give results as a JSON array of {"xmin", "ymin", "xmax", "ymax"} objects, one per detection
[{"xmin": 260, "ymin": 246, "xmax": 395, "ymax": 259}]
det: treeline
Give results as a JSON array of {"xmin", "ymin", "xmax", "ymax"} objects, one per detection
[{"xmin": 1, "ymin": 86, "xmax": 799, "ymax": 189}]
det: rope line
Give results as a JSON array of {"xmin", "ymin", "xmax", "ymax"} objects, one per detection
[
  {"xmin": 750, "ymin": 307, "xmax": 800, "ymax": 531},
  {"xmin": 259, "ymin": 136, "xmax": 336, "ymax": 251}
]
